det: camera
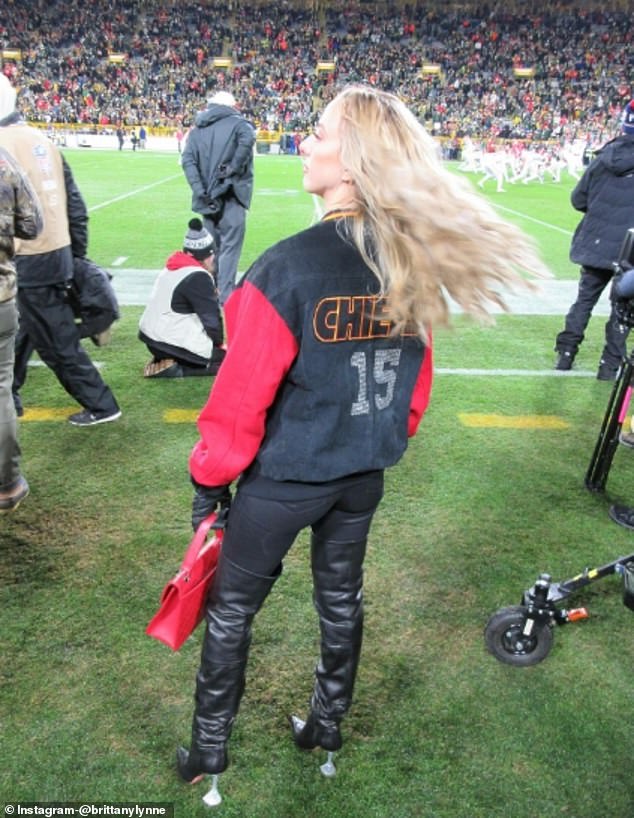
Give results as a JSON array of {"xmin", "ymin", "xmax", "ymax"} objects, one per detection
[{"xmin": 610, "ymin": 228, "xmax": 634, "ymax": 327}]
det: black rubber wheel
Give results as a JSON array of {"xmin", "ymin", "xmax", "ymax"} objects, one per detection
[{"xmin": 484, "ymin": 605, "xmax": 554, "ymax": 666}]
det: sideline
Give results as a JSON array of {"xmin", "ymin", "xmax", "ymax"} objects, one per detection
[
  {"xmin": 108, "ymin": 268, "xmax": 612, "ymax": 315},
  {"xmin": 434, "ymin": 368, "xmax": 602, "ymax": 377}
]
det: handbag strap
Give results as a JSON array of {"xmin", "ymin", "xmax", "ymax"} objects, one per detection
[{"xmin": 181, "ymin": 513, "xmax": 218, "ymax": 571}]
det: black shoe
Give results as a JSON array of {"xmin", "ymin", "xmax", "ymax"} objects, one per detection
[
  {"xmin": 609, "ymin": 505, "xmax": 634, "ymax": 531},
  {"xmin": 68, "ymin": 408, "xmax": 122, "ymax": 426},
  {"xmin": 597, "ymin": 363, "xmax": 619, "ymax": 381},
  {"xmin": 555, "ymin": 350, "xmax": 575, "ymax": 371},
  {"xmin": 176, "ymin": 744, "xmax": 228, "ymax": 780},
  {"xmin": 289, "ymin": 712, "xmax": 342, "ymax": 752}
]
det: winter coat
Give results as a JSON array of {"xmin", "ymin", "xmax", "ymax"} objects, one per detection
[
  {"xmin": 139, "ymin": 251, "xmax": 222, "ymax": 360},
  {"xmin": 570, "ymin": 134, "xmax": 634, "ymax": 270},
  {"xmin": 190, "ymin": 215, "xmax": 433, "ymax": 487},
  {"xmin": 68, "ymin": 257, "xmax": 120, "ymax": 338},
  {"xmin": 0, "ymin": 147, "xmax": 43, "ymax": 303},
  {"xmin": 181, "ymin": 104, "xmax": 256, "ymax": 214},
  {"xmin": 0, "ymin": 113, "xmax": 88, "ymax": 287}
]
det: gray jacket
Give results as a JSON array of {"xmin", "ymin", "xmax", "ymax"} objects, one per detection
[
  {"xmin": 181, "ymin": 104, "xmax": 256, "ymax": 214},
  {"xmin": 570, "ymin": 134, "xmax": 634, "ymax": 270}
]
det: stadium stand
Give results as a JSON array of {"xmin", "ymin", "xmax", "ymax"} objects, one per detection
[{"xmin": 0, "ymin": 1, "xmax": 631, "ymax": 147}]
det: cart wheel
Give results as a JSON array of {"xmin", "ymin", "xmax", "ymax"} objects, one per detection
[{"xmin": 485, "ymin": 605, "xmax": 553, "ymax": 666}]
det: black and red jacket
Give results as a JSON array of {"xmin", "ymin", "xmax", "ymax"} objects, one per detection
[{"xmin": 190, "ymin": 214, "xmax": 433, "ymax": 486}]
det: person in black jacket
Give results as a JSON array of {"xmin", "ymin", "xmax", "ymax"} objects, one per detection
[
  {"xmin": 181, "ymin": 91, "xmax": 256, "ymax": 306},
  {"xmin": 174, "ymin": 85, "xmax": 549, "ymax": 805},
  {"xmin": 138, "ymin": 219, "xmax": 225, "ymax": 378},
  {"xmin": 554, "ymin": 99, "xmax": 634, "ymax": 380},
  {"xmin": 0, "ymin": 75, "xmax": 121, "ymax": 426}
]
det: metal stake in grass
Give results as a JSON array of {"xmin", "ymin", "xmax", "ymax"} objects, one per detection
[
  {"xmin": 202, "ymin": 774, "xmax": 222, "ymax": 807},
  {"xmin": 320, "ymin": 752, "xmax": 336, "ymax": 778}
]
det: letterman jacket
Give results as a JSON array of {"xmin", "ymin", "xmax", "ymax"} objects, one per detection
[{"xmin": 190, "ymin": 215, "xmax": 433, "ymax": 486}]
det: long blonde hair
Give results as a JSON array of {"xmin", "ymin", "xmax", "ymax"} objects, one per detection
[{"xmin": 334, "ymin": 85, "xmax": 551, "ymax": 340}]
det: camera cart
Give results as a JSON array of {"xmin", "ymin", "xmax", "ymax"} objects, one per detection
[
  {"xmin": 485, "ymin": 229, "xmax": 634, "ymax": 666},
  {"xmin": 484, "ymin": 555, "xmax": 634, "ymax": 666}
]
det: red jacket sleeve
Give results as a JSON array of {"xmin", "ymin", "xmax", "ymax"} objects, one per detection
[
  {"xmin": 408, "ymin": 337, "xmax": 433, "ymax": 437},
  {"xmin": 189, "ymin": 281, "xmax": 299, "ymax": 486}
]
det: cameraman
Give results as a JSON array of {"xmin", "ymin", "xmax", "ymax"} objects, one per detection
[{"xmin": 554, "ymin": 100, "xmax": 634, "ymax": 380}]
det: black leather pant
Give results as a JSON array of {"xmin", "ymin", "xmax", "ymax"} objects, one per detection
[{"xmin": 188, "ymin": 469, "xmax": 384, "ymax": 767}]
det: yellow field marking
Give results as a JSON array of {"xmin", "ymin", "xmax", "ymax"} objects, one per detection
[
  {"xmin": 19, "ymin": 407, "xmax": 200, "ymax": 423},
  {"xmin": 19, "ymin": 408, "xmax": 570, "ymax": 429},
  {"xmin": 458, "ymin": 413, "xmax": 570, "ymax": 430},
  {"xmin": 164, "ymin": 409, "xmax": 199, "ymax": 423},
  {"xmin": 21, "ymin": 408, "xmax": 74, "ymax": 421}
]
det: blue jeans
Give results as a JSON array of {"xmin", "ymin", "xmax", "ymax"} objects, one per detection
[{"xmin": 0, "ymin": 298, "xmax": 21, "ymax": 491}]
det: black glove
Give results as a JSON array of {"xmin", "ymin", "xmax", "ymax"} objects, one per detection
[
  {"xmin": 203, "ymin": 195, "xmax": 223, "ymax": 219},
  {"xmin": 191, "ymin": 480, "xmax": 231, "ymax": 531}
]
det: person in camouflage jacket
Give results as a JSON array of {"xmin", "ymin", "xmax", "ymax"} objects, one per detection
[{"xmin": 0, "ymin": 145, "xmax": 43, "ymax": 512}]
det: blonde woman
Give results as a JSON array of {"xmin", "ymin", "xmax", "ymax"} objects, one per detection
[{"xmin": 176, "ymin": 84, "xmax": 548, "ymax": 802}]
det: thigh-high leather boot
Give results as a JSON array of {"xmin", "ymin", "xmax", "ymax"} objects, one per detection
[
  {"xmin": 290, "ymin": 534, "xmax": 367, "ymax": 752},
  {"xmin": 177, "ymin": 555, "xmax": 281, "ymax": 780}
]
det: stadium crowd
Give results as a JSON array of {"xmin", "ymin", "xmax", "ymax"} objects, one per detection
[{"xmin": 0, "ymin": 0, "xmax": 632, "ymax": 143}]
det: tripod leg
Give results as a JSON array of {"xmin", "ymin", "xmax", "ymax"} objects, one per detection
[{"xmin": 585, "ymin": 359, "xmax": 634, "ymax": 492}]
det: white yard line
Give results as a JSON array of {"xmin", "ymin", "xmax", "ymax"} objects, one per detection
[
  {"xmin": 87, "ymin": 173, "xmax": 183, "ymax": 212},
  {"xmin": 434, "ymin": 368, "xmax": 598, "ymax": 377},
  {"xmin": 492, "ymin": 203, "xmax": 575, "ymax": 237}
]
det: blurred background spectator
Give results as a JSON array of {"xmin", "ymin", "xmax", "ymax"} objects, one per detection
[{"xmin": 0, "ymin": 0, "xmax": 630, "ymax": 146}]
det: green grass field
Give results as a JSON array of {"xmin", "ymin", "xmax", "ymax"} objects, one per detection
[{"xmin": 2, "ymin": 149, "xmax": 634, "ymax": 818}]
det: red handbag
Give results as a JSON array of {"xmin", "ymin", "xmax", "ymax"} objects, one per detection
[{"xmin": 146, "ymin": 512, "xmax": 225, "ymax": 651}]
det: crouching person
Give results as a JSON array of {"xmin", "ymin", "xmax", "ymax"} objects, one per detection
[{"xmin": 139, "ymin": 218, "xmax": 225, "ymax": 378}]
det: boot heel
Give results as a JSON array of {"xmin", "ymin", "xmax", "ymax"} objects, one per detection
[
  {"xmin": 177, "ymin": 748, "xmax": 223, "ymax": 807},
  {"xmin": 319, "ymin": 752, "xmax": 336, "ymax": 778},
  {"xmin": 202, "ymin": 774, "xmax": 222, "ymax": 807}
]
